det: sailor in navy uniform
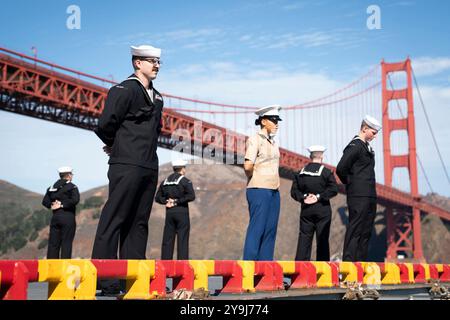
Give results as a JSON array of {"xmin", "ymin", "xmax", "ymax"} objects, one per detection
[
  {"xmin": 336, "ymin": 115, "xmax": 381, "ymax": 262},
  {"xmin": 42, "ymin": 166, "xmax": 80, "ymax": 259},
  {"xmin": 155, "ymin": 159, "xmax": 195, "ymax": 260},
  {"xmin": 92, "ymin": 45, "xmax": 164, "ymax": 295},
  {"xmin": 290, "ymin": 146, "xmax": 338, "ymax": 261}
]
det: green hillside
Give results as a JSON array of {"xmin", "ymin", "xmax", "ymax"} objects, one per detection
[{"xmin": 0, "ymin": 180, "xmax": 105, "ymax": 255}]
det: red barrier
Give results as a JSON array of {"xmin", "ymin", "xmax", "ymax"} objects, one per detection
[
  {"xmin": 91, "ymin": 259, "xmax": 128, "ymax": 279},
  {"xmin": 354, "ymin": 262, "xmax": 365, "ymax": 282},
  {"xmin": 17, "ymin": 260, "xmax": 39, "ymax": 282},
  {"xmin": 412, "ymin": 264, "xmax": 426, "ymax": 284},
  {"xmin": 158, "ymin": 260, "xmax": 194, "ymax": 291},
  {"xmin": 428, "ymin": 264, "xmax": 439, "ymax": 281},
  {"xmin": 328, "ymin": 262, "xmax": 340, "ymax": 287},
  {"xmin": 253, "ymin": 262, "xmax": 284, "ymax": 291},
  {"xmin": 214, "ymin": 260, "xmax": 244, "ymax": 293},
  {"xmin": 440, "ymin": 265, "xmax": 450, "ymax": 282},
  {"xmin": 149, "ymin": 260, "xmax": 167, "ymax": 296},
  {"xmin": 289, "ymin": 262, "xmax": 316, "ymax": 289},
  {"xmin": 397, "ymin": 263, "xmax": 414, "ymax": 284},
  {"xmin": 0, "ymin": 260, "xmax": 34, "ymax": 300}
]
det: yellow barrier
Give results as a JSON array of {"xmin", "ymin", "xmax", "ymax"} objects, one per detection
[
  {"xmin": 380, "ymin": 263, "xmax": 401, "ymax": 285},
  {"xmin": 361, "ymin": 262, "xmax": 382, "ymax": 286},
  {"xmin": 311, "ymin": 262, "xmax": 332, "ymax": 288},
  {"xmin": 38, "ymin": 259, "xmax": 97, "ymax": 300},
  {"xmin": 237, "ymin": 260, "xmax": 255, "ymax": 292},
  {"xmin": 277, "ymin": 261, "xmax": 296, "ymax": 275},
  {"xmin": 189, "ymin": 260, "xmax": 215, "ymax": 291},
  {"xmin": 339, "ymin": 262, "xmax": 359, "ymax": 283},
  {"xmin": 123, "ymin": 260, "xmax": 155, "ymax": 300}
]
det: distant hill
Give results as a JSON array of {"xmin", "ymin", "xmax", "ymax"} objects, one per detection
[
  {"xmin": 0, "ymin": 179, "xmax": 43, "ymax": 211},
  {"xmin": 0, "ymin": 180, "xmax": 48, "ymax": 254},
  {"xmin": 1, "ymin": 165, "xmax": 449, "ymax": 263}
]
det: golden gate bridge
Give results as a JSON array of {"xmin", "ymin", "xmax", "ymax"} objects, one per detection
[{"xmin": 0, "ymin": 46, "xmax": 449, "ymax": 264}]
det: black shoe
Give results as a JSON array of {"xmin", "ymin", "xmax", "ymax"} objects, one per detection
[{"xmin": 96, "ymin": 289, "xmax": 123, "ymax": 297}]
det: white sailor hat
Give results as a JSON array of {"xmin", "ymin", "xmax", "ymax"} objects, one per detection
[
  {"xmin": 255, "ymin": 104, "xmax": 282, "ymax": 121},
  {"xmin": 172, "ymin": 159, "xmax": 188, "ymax": 168},
  {"xmin": 130, "ymin": 45, "xmax": 161, "ymax": 58},
  {"xmin": 307, "ymin": 145, "xmax": 326, "ymax": 153},
  {"xmin": 58, "ymin": 166, "xmax": 73, "ymax": 174},
  {"xmin": 363, "ymin": 115, "xmax": 382, "ymax": 131}
]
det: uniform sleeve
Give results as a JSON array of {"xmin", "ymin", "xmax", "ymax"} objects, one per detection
[
  {"xmin": 244, "ymin": 136, "xmax": 258, "ymax": 163},
  {"xmin": 154, "ymin": 181, "xmax": 167, "ymax": 205},
  {"xmin": 157, "ymin": 118, "xmax": 163, "ymax": 135},
  {"xmin": 290, "ymin": 174, "xmax": 306, "ymax": 203},
  {"xmin": 61, "ymin": 185, "xmax": 80, "ymax": 210},
  {"xmin": 177, "ymin": 178, "xmax": 196, "ymax": 205},
  {"xmin": 336, "ymin": 143, "xmax": 360, "ymax": 184},
  {"xmin": 319, "ymin": 171, "xmax": 338, "ymax": 202},
  {"xmin": 94, "ymin": 85, "xmax": 132, "ymax": 147},
  {"xmin": 42, "ymin": 188, "xmax": 52, "ymax": 209}
]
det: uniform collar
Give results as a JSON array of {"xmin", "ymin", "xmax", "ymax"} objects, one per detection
[
  {"xmin": 352, "ymin": 135, "xmax": 373, "ymax": 153},
  {"xmin": 258, "ymin": 129, "xmax": 274, "ymax": 144},
  {"xmin": 127, "ymin": 74, "xmax": 153, "ymax": 89},
  {"xmin": 126, "ymin": 74, "xmax": 154, "ymax": 104}
]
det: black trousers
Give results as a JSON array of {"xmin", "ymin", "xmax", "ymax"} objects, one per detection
[
  {"xmin": 47, "ymin": 212, "xmax": 76, "ymax": 259},
  {"xmin": 92, "ymin": 164, "xmax": 158, "ymax": 291},
  {"xmin": 295, "ymin": 205, "xmax": 331, "ymax": 261},
  {"xmin": 161, "ymin": 211, "xmax": 190, "ymax": 260},
  {"xmin": 343, "ymin": 196, "xmax": 377, "ymax": 262}
]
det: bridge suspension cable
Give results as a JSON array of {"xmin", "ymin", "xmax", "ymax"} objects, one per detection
[
  {"xmin": 386, "ymin": 74, "xmax": 435, "ymax": 194},
  {"xmin": 411, "ymin": 67, "xmax": 450, "ymax": 187},
  {"xmin": 167, "ymin": 81, "xmax": 381, "ymax": 114}
]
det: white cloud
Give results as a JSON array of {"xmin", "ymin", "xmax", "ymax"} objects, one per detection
[
  {"xmin": 160, "ymin": 61, "xmax": 341, "ymax": 107},
  {"xmin": 412, "ymin": 57, "xmax": 450, "ymax": 77},
  {"xmin": 164, "ymin": 28, "xmax": 223, "ymax": 41},
  {"xmin": 104, "ymin": 28, "xmax": 225, "ymax": 49},
  {"xmin": 282, "ymin": 2, "xmax": 307, "ymax": 11},
  {"xmin": 239, "ymin": 29, "xmax": 367, "ymax": 51}
]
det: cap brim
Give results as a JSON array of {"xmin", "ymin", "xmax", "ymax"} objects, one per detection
[{"xmin": 263, "ymin": 116, "xmax": 282, "ymax": 121}]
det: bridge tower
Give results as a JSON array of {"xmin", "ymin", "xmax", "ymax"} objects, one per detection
[{"xmin": 381, "ymin": 58, "xmax": 423, "ymax": 261}]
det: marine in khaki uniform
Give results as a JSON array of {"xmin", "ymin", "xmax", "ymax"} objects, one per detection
[{"xmin": 243, "ymin": 105, "xmax": 282, "ymax": 261}]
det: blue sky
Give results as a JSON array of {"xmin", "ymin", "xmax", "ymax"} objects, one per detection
[{"xmin": 1, "ymin": 0, "xmax": 449, "ymax": 196}]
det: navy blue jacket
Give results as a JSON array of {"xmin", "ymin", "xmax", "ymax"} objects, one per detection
[
  {"xmin": 42, "ymin": 179, "xmax": 80, "ymax": 214},
  {"xmin": 336, "ymin": 137, "xmax": 377, "ymax": 198},
  {"xmin": 95, "ymin": 75, "xmax": 164, "ymax": 170}
]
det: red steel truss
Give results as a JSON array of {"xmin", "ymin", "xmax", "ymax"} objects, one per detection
[
  {"xmin": 1, "ymin": 48, "xmax": 449, "ymax": 262},
  {"xmin": 382, "ymin": 59, "xmax": 425, "ymax": 261}
]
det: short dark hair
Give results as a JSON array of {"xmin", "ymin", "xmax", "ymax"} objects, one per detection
[
  {"xmin": 131, "ymin": 55, "xmax": 143, "ymax": 70},
  {"xmin": 173, "ymin": 167, "xmax": 184, "ymax": 173},
  {"xmin": 59, "ymin": 172, "xmax": 71, "ymax": 179},
  {"xmin": 310, "ymin": 151, "xmax": 323, "ymax": 160}
]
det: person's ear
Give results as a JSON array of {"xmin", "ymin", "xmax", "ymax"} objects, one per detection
[
  {"xmin": 134, "ymin": 59, "xmax": 141, "ymax": 70},
  {"xmin": 261, "ymin": 118, "xmax": 267, "ymax": 127}
]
